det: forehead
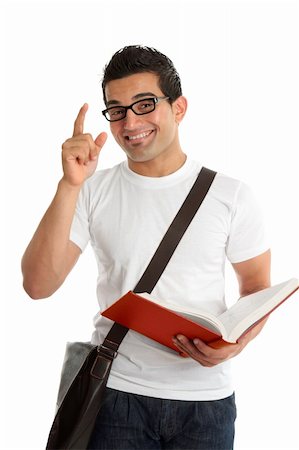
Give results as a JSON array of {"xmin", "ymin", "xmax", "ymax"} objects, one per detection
[{"xmin": 105, "ymin": 72, "xmax": 162, "ymax": 104}]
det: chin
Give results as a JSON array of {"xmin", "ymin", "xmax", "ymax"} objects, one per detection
[{"xmin": 124, "ymin": 148, "xmax": 156, "ymax": 164}]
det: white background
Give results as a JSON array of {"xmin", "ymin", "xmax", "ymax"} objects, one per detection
[{"xmin": 2, "ymin": 0, "xmax": 299, "ymax": 449}]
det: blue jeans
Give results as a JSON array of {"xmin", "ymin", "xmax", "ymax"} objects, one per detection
[{"xmin": 87, "ymin": 388, "xmax": 236, "ymax": 450}]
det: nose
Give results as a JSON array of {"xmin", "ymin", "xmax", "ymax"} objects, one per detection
[{"xmin": 123, "ymin": 108, "xmax": 142, "ymax": 129}]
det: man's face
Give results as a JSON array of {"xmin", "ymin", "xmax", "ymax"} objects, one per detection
[{"xmin": 104, "ymin": 72, "xmax": 186, "ymax": 168}]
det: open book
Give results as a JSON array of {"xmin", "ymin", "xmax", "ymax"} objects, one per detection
[{"xmin": 101, "ymin": 278, "xmax": 299, "ymax": 352}]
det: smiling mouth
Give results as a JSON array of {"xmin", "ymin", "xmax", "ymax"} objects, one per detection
[{"xmin": 125, "ymin": 130, "xmax": 154, "ymax": 141}]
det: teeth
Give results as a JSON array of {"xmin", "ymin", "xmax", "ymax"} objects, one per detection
[{"xmin": 128, "ymin": 131, "xmax": 152, "ymax": 140}]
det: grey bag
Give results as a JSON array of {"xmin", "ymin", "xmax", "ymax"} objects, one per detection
[{"xmin": 55, "ymin": 342, "xmax": 95, "ymax": 412}]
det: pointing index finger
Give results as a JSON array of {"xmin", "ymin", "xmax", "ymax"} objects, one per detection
[{"xmin": 73, "ymin": 103, "xmax": 88, "ymax": 137}]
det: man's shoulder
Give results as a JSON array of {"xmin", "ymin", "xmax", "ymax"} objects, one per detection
[
  {"xmin": 201, "ymin": 167, "xmax": 257, "ymax": 211},
  {"xmin": 204, "ymin": 168, "xmax": 241, "ymax": 200},
  {"xmin": 214, "ymin": 171, "xmax": 242, "ymax": 191},
  {"xmin": 211, "ymin": 170, "xmax": 259, "ymax": 212}
]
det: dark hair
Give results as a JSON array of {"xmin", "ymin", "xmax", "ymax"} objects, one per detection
[{"xmin": 102, "ymin": 45, "xmax": 182, "ymax": 105}]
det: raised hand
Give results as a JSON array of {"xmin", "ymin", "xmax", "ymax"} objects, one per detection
[{"xmin": 61, "ymin": 104, "xmax": 107, "ymax": 187}]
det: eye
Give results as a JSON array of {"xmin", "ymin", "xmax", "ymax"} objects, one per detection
[
  {"xmin": 135, "ymin": 99, "xmax": 155, "ymax": 113},
  {"xmin": 109, "ymin": 108, "xmax": 125, "ymax": 117}
]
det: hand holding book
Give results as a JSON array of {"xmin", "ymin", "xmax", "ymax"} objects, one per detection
[
  {"xmin": 101, "ymin": 278, "xmax": 299, "ymax": 355},
  {"xmin": 172, "ymin": 314, "xmax": 269, "ymax": 366}
]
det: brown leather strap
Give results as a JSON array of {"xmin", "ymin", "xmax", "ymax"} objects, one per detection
[{"xmin": 102, "ymin": 167, "xmax": 217, "ymax": 351}]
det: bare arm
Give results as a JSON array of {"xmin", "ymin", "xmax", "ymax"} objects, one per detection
[
  {"xmin": 21, "ymin": 104, "xmax": 107, "ymax": 299},
  {"xmin": 232, "ymin": 249, "xmax": 271, "ymax": 297},
  {"xmin": 173, "ymin": 249, "xmax": 271, "ymax": 365},
  {"xmin": 21, "ymin": 181, "xmax": 82, "ymax": 299}
]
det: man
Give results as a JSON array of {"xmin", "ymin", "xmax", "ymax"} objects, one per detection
[{"xmin": 22, "ymin": 45, "xmax": 270, "ymax": 449}]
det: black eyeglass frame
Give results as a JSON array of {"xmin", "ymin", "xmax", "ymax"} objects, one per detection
[{"xmin": 102, "ymin": 96, "xmax": 170, "ymax": 122}]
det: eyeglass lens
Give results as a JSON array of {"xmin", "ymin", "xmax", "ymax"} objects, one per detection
[{"xmin": 106, "ymin": 98, "xmax": 156, "ymax": 121}]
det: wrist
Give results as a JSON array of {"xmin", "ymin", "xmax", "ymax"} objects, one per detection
[
  {"xmin": 58, "ymin": 177, "xmax": 83, "ymax": 193},
  {"xmin": 57, "ymin": 178, "xmax": 83, "ymax": 201}
]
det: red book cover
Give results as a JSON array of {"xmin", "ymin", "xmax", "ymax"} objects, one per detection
[{"xmin": 101, "ymin": 291, "xmax": 226, "ymax": 352}]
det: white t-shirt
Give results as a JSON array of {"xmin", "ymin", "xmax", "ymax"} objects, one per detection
[{"xmin": 70, "ymin": 158, "xmax": 269, "ymax": 401}]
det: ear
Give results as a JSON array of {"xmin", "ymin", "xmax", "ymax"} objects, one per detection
[{"xmin": 173, "ymin": 96, "xmax": 188, "ymax": 124}]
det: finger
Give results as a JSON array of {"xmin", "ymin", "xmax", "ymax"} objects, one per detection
[
  {"xmin": 172, "ymin": 336, "xmax": 195, "ymax": 356},
  {"xmin": 73, "ymin": 103, "xmax": 88, "ymax": 137},
  {"xmin": 94, "ymin": 132, "xmax": 108, "ymax": 148},
  {"xmin": 91, "ymin": 132, "xmax": 108, "ymax": 160},
  {"xmin": 173, "ymin": 337, "xmax": 213, "ymax": 365},
  {"xmin": 192, "ymin": 338, "xmax": 223, "ymax": 358},
  {"xmin": 174, "ymin": 335, "xmax": 215, "ymax": 361}
]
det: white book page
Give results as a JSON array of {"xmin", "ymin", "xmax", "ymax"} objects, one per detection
[
  {"xmin": 139, "ymin": 292, "xmax": 225, "ymax": 335},
  {"xmin": 179, "ymin": 311, "xmax": 224, "ymax": 335},
  {"xmin": 218, "ymin": 278, "xmax": 298, "ymax": 342}
]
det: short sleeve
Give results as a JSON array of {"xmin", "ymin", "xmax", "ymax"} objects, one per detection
[
  {"xmin": 226, "ymin": 183, "xmax": 269, "ymax": 263},
  {"xmin": 69, "ymin": 186, "xmax": 90, "ymax": 252}
]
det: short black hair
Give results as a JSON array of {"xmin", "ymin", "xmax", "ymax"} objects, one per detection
[{"xmin": 102, "ymin": 45, "xmax": 182, "ymax": 105}]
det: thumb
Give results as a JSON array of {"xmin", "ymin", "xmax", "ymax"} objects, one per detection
[
  {"xmin": 95, "ymin": 132, "xmax": 108, "ymax": 148},
  {"xmin": 90, "ymin": 132, "xmax": 108, "ymax": 161}
]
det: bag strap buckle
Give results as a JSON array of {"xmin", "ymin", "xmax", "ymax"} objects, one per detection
[{"xmin": 97, "ymin": 340, "xmax": 118, "ymax": 359}]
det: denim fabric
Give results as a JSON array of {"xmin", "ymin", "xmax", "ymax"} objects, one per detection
[{"xmin": 87, "ymin": 388, "xmax": 236, "ymax": 450}]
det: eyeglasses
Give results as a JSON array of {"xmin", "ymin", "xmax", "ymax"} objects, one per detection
[{"xmin": 102, "ymin": 96, "xmax": 170, "ymax": 122}]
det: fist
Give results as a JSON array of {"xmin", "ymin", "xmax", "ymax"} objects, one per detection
[{"xmin": 61, "ymin": 104, "xmax": 107, "ymax": 187}]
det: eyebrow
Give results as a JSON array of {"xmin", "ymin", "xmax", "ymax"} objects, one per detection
[{"xmin": 106, "ymin": 92, "xmax": 157, "ymax": 107}]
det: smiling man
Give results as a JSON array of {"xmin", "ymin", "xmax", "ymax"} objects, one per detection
[
  {"xmin": 22, "ymin": 46, "xmax": 270, "ymax": 450},
  {"xmin": 103, "ymin": 72, "xmax": 187, "ymax": 175}
]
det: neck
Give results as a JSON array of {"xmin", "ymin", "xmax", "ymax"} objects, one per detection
[{"xmin": 127, "ymin": 150, "xmax": 187, "ymax": 177}]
